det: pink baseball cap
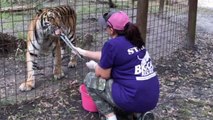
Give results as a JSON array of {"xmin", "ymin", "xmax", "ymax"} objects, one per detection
[{"xmin": 98, "ymin": 11, "xmax": 130, "ymax": 30}]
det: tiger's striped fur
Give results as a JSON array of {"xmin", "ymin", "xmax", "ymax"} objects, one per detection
[{"xmin": 19, "ymin": 5, "xmax": 77, "ymax": 91}]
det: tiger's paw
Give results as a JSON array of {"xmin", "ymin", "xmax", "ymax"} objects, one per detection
[
  {"xmin": 68, "ymin": 61, "xmax": 77, "ymax": 68},
  {"xmin": 19, "ymin": 81, "xmax": 35, "ymax": 91},
  {"xmin": 53, "ymin": 70, "xmax": 64, "ymax": 80}
]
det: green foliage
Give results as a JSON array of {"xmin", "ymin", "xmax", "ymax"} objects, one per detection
[
  {"xmin": 0, "ymin": 12, "xmax": 10, "ymax": 19},
  {"xmin": 0, "ymin": 0, "xmax": 10, "ymax": 7},
  {"xmin": 177, "ymin": 109, "xmax": 191, "ymax": 118},
  {"xmin": 115, "ymin": 1, "xmax": 134, "ymax": 8},
  {"xmin": 17, "ymin": 32, "xmax": 27, "ymax": 40},
  {"xmin": 1, "ymin": 13, "xmax": 24, "ymax": 30},
  {"xmin": 149, "ymin": 5, "xmax": 160, "ymax": 14},
  {"xmin": 0, "ymin": 99, "xmax": 16, "ymax": 106},
  {"xmin": 77, "ymin": 6, "xmax": 98, "ymax": 14},
  {"xmin": 0, "ymin": 6, "xmax": 23, "ymax": 20},
  {"xmin": 16, "ymin": 51, "xmax": 26, "ymax": 62}
]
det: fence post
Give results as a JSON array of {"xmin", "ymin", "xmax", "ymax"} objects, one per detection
[
  {"xmin": 136, "ymin": 0, "xmax": 149, "ymax": 45},
  {"xmin": 187, "ymin": 0, "xmax": 198, "ymax": 48},
  {"xmin": 159, "ymin": 0, "xmax": 165, "ymax": 13}
]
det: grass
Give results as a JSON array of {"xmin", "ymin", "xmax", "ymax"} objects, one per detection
[
  {"xmin": 115, "ymin": 1, "xmax": 135, "ymax": 8},
  {"xmin": 0, "ymin": 99, "xmax": 16, "ymax": 106},
  {"xmin": 17, "ymin": 32, "xmax": 27, "ymax": 40},
  {"xmin": 15, "ymin": 51, "xmax": 26, "ymax": 62},
  {"xmin": 77, "ymin": 6, "xmax": 101, "ymax": 14},
  {"xmin": 0, "ymin": 12, "xmax": 25, "ymax": 31},
  {"xmin": 176, "ymin": 109, "xmax": 191, "ymax": 119},
  {"xmin": 0, "ymin": 0, "xmax": 11, "ymax": 8}
]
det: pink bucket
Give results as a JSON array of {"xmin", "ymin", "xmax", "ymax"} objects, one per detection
[{"xmin": 79, "ymin": 84, "xmax": 98, "ymax": 112}]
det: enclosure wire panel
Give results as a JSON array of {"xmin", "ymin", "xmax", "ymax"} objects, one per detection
[{"xmin": 0, "ymin": 0, "xmax": 189, "ymax": 104}]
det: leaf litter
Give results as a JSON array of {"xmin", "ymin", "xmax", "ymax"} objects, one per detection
[{"xmin": 0, "ymin": 33, "xmax": 212, "ymax": 120}]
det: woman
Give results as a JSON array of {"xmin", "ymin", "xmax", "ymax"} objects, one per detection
[{"xmin": 75, "ymin": 11, "xmax": 159, "ymax": 120}]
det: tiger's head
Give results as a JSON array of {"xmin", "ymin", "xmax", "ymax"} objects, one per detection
[{"xmin": 37, "ymin": 8, "xmax": 63, "ymax": 36}]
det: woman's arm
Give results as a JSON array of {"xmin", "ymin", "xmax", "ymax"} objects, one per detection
[
  {"xmin": 76, "ymin": 47, "xmax": 111, "ymax": 79},
  {"xmin": 75, "ymin": 47, "xmax": 101, "ymax": 60},
  {"xmin": 95, "ymin": 65, "xmax": 111, "ymax": 80},
  {"xmin": 84, "ymin": 51, "xmax": 102, "ymax": 61}
]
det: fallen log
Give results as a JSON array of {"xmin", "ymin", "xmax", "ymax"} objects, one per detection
[{"xmin": 0, "ymin": 4, "xmax": 36, "ymax": 13}]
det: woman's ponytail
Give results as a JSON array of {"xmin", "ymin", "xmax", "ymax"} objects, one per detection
[{"xmin": 124, "ymin": 23, "xmax": 145, "ymax": 48}]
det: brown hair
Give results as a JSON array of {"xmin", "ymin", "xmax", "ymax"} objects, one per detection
[{"xmin": 114, "ymin": 22, "xmax": 145, "ymax": 49}]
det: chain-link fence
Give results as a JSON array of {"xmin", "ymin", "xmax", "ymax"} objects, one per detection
[
  {"xmin": 146, "ymin": 0, "xmax": 189, "ymax": 60},
  {"xmin": 0, "ymin": 0, "xmax": 190, "ymax": 105}
]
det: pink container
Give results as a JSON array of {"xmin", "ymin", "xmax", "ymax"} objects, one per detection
[{"xmin": 79, "ymin": 84, "xmax": 98, "ymax": 112}]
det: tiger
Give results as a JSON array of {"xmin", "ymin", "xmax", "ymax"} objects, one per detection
[{"xmin": 19, "ymin": 5, "xmax": 77, "ymax": 91}]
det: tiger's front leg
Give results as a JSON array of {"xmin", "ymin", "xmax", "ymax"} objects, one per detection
[
  {"xmin": 19, "ymin": 50, "xmax": 36, "ymax": 91},
  {"xmin": 53, "ymin": 40, "xmax": 64, "ymax": 79}
]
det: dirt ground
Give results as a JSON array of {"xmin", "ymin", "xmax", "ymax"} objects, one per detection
[
  {"xmin": 0, "ymin": 1, "xmax": 213, "ymax": 120},
  {"xmin": 1, "ymin": 31, "xmax": 212, "ymax": 120}
]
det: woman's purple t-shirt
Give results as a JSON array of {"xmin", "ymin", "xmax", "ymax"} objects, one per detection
[{"xmin": 99, "ymin": 36, "xmax": 159, "ymax": 113}]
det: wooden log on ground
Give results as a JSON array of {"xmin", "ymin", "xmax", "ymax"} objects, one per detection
[{"xmin": 0, "ymin": 4, "xmax": 36, "ymax": 13}]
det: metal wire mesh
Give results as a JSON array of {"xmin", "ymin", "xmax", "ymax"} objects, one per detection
[
  {"xmin": 0, "ymin": 0, "xmax": 190, "ymax": 104},
  {"xmin": 146, "ymin": 0, "xmax": 189, "ymax": 60},
  {"xmin": 0, "ymin": 0, "xmax": 137, "ymax": 104}
]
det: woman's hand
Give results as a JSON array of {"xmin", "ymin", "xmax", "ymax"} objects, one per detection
[
  {"xmin": 86, "ymin": 60, "xmax": 98, "ymax": 69},
  {"xmin": 86, "ymin": 60, "xmax": 111, "ymax": 79},
  {"xmin": 74, "ymin": 47, "xmax": 87, "ymax": 56}
]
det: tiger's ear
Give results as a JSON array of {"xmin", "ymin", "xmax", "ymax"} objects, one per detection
[
  {"xmin": 36, "ymin": 8, "xmax": 48, "ymax": 15},
  {"xmin": 36, "ymin": 9, "xmax": 44, "ymax": 16}
]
